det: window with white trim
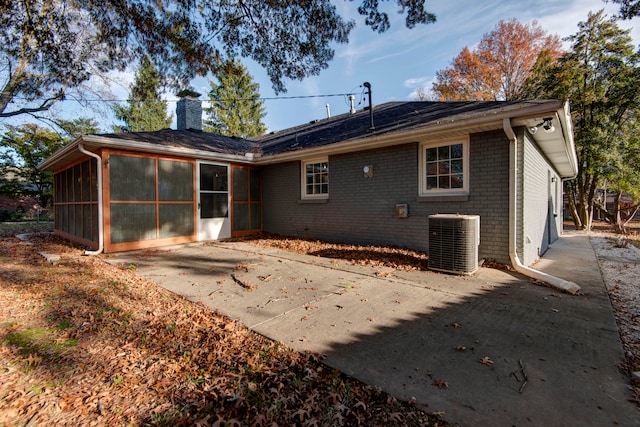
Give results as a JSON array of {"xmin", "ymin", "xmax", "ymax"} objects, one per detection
[
  {"xmin": 420, "ymin": 138, "xmax": 469, "ymax": 195},
  {"xmin": 302, "ymin": 159, "xmax": 329, "ymax": 199}
]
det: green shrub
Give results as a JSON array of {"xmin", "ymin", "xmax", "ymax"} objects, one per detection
[{"xmin": 0, "ymin": 210, "xmax": 14, "ymax": 222}]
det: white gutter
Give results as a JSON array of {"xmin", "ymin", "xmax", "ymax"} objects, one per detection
[
  {"xmin": 557, "ymin": 101, "xmax": 579, "ymax": 179},
  {"xmin": 78, "ymin": 144, "xmax": 104, "ymax": 256},
  {"xmin": 81, "ymin": 135, "xmax": 252, "ymax": 163},
  {"xmin": 255, "ymin": 100, "xmax": 569, "ymax": 166},
  {"xmin": 503, "ymin": 118, "xmax": 580, "ymax": 295},
  {"xmin": 38, "ymin": 135, "xmax": 253, "ymax": 172}
]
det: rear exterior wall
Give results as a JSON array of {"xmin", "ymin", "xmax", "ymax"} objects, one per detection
[{"xmin": 261, "ymin": 130, "xmax": 512, "ymax": 263}]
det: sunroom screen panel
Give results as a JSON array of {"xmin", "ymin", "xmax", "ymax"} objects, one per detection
[
  {"xmin": 109, "ymin": 155, "xmax": 156, "ymax": 201},
  {"xmin": 110, "ymin": 203, "xmax": 156, "ymax": 243}
]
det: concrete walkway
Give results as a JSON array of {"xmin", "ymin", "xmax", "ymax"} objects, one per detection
[{"xmin": 105, "ymin": 233, "xmax": 640, "ymax": 426}]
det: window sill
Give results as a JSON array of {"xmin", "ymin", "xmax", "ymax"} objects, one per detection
[
  {"xmin": 417, "ymin": 194, "xmax": 469, "ymax": 203},
  {"xmin": 298, "ymin": 198, "xmax": 329, "ymax": 204}
]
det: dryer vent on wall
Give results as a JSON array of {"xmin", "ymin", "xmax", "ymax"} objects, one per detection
[{"xmin": 428, "ymin": 214, "xmax": 480, "ymax": 275}]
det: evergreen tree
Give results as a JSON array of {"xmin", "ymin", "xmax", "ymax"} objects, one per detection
[
  {"xmin": 204, "ymin": 60, "xmax": 267, "ymax": 138},
  {"xmin": 611, "ymin": 0, "xmax": 640, "ymax": 19},
  {"xmin": 112, "ymin": 57, "xmax": 172, "ymax": 133},
  {"xmin": 525, "ymin": 10, "xmax": 640, "ymax": 232}
]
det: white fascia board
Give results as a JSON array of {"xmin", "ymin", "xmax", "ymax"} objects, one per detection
[
  {"xmin": 81, "ymin": 135, "xmax": 252, "ymax": 163},
  {"xmin": 254, "ymin": 100, "xmax": 567, "ymax": 165},
  {"xmin": 510, "ymin": 101, "xmax": 578, "ymax": 179},
  {"xmin": 37, "ymin": 138, "xmax": 82, "ymax": 171},
  {"xmin": 38, "ymin": 134, "xmax": 252, "ymax": 171},
  {"xmin": 557, "ymin": 101, "xmax": 579, "ymax": 178}
]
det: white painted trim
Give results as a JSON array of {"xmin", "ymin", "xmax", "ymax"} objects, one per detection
[
  {"xmin": 196, "ymin": 161, "xmax": 231, "ymax": 241},
  {"xmin": 300, "ymin": 157, "xmax": 329, "ymax": 200},
  {"xmin": 418, "ymin": 136, "xmax": 470, "ymax": 197}
]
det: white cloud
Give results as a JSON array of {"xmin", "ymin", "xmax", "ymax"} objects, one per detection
[
  {"xmin": 98, "ymin": 69, "xmax": 136, "ymax": 100},
  {"xmin": 403, "ymin": 76, "xmax": 432, "ymax": 88}
]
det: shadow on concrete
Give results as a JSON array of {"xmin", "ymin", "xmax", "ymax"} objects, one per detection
[
  {"xmin": 107, "ymin": 236, "xmax": 640, "ymax": 426},
  {"xmin": 320, "ymin": 278, "xmax": 631, "ymax": 426}
]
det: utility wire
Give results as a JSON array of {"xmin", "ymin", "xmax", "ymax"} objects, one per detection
[{"xmin": 10, "ymin": 92, "xmax": 357, "ymax": 103}]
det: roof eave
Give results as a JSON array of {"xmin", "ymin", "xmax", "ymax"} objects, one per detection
[
  {"xmin": 38, "ymin": 138, "xmax": 82, "ymax": 171},
  {"xmin": 39, "ymin": 101, "xmax": 578, "ymax": 179},
  {"xmin": 511, "ymin": 101, "xmax": 578, "ymax": 178},
  {"xmin": 38, "ymin": 134, "xmax": 253, "ymax": 171},
  {"xmin": 557, "ymin": 101, "xmax": 579, "ymax": 179},
  {"xmin": 255, "ymin": 100, "xmax": 573, "ymax": 167}
]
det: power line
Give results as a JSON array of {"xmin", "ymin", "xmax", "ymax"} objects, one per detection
[{"xmin": 10, "ymin": 92, "xmax": 357, "ymax": 103}]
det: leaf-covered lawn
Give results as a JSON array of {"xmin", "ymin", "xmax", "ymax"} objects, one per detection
[{"xmin": 0, "ymin": 231, "xmax": 448, "ymax": 426}]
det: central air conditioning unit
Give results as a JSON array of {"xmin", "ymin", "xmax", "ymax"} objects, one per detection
[{"xmin": 428, "ymin": 214, "xmax": 480, "ymax": 275}]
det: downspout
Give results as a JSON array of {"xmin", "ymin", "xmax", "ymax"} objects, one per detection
[
  {"xmin": 78, "ymin": 143, "xmax": 104, "ymax": 255},
  {"xmin": 503, "ymin": 119, "xmax": 580, "ymax": 295}
]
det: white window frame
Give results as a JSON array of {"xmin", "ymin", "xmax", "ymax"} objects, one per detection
[
  {"xmin": 419, "ymin": 137, "xmax": 470, "ymax": 196},
  {"xmin": 301, "ymin": 158, "xmax": 329, "ymax": 200}
]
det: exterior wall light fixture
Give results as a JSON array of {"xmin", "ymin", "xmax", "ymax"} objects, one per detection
[{"xmin": 529, "ymin": 117, "xmax": 555, "ymax": 135}]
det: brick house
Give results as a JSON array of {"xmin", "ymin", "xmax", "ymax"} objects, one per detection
[{"xmin": 39, "ymin": 98, "xmax": 577, "ymax": 270}]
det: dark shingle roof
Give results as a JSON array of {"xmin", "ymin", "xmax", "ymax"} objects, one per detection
[
  {"xmin": 97, "ymin": 128, "xmax": 259, "ymax": 155},
  {"xmin": 252, "ymin": 101, "xmax": 530, "ymax": 155},
  {"xmin": 97, "ymin": 101, "xmax": 559, "ymax": 157}
]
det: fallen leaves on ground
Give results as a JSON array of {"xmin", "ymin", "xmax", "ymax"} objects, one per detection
[
  {"xmin": 233, "ymin": 232, "xmax": 430, "ymax": 272},
  {"xmin": 432, "ymin": 380, "xmax": 450, "ymax": 389},
  {"xmin": 0, "ymin": 231, "xmax": 447, "ymax": 426},
  {"xmin": 479, "ymin": 356, "xmax": 494, "ymax": 366}
]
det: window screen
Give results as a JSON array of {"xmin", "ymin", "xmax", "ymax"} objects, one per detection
[
  {"xmin": 250, "ymin": 169, "xmax": 261, "ymax": 201},
  {"xmin": 159, "ymin": 204, "xmax": 194, "ymax": 238},
  {"xmin": 81, "ymin": 161, "xmax": 91, "ymax": 202},
  {"xmin": 159, "ymin": 159, "xmax": 193, "ymax": 201},
  {"xmin": 72, "ymin": 164, "xmax": 81, "ymax": 202},
  {"xmin": 233, "ymin": 168, "xmax": 249, "ymax": 202},
  {"xmin": 52, "ymin": 159, "xmax": 98, "ymax": 244},
  {"xmin": 110, "ymin": 203, "xmax": 157, "ymax": 243},
  {"xmin": 250, "ymin": 203, "xmax": 261, "ymax": 230},
  {"xmin": 200, "ymin": 193, "xmax": 229, "ymax": 218},
  {"xmin": 233, "ymin": 204, "xmax": 249, "ymax": 231},
  {"xmin": 200, "ymin": 164, "xmax": 227, "ymax": 192},
  {"xmin": 110, "ymin": 155, "xmax": 156, "ymax": 201}
]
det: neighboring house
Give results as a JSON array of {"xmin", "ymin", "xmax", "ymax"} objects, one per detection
[
  {"xmin": 39, "ymin": 96, "xmax": 577, "ymax": 268},
  {"xmin": 591, "ymin": 190, "xmax": 640, "ymax": 221},
  {"xmin": 1, "ymin": 168, "xmax": 43, "ymax": 216},
  {"xmin": 0, "ymin": 195, "xmax": 41, "ymax": 214}
]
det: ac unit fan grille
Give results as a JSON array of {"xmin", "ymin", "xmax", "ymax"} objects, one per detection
[{"xmin": 428, "ymin": 215, "xmax": 479, "ymax": 274}]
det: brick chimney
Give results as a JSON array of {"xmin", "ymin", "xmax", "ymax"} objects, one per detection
[{"xmin": 176, "ymin": 90, "xmax": 202, "ymax": 131}]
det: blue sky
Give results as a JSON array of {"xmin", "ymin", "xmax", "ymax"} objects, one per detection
[
  {"xmin": 17, "ymin": 0, "xmax": 640, "ymax": 134},
  {"xmin": 200, "ymin": 0, "xmax": 639, "ymax": 132}
]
